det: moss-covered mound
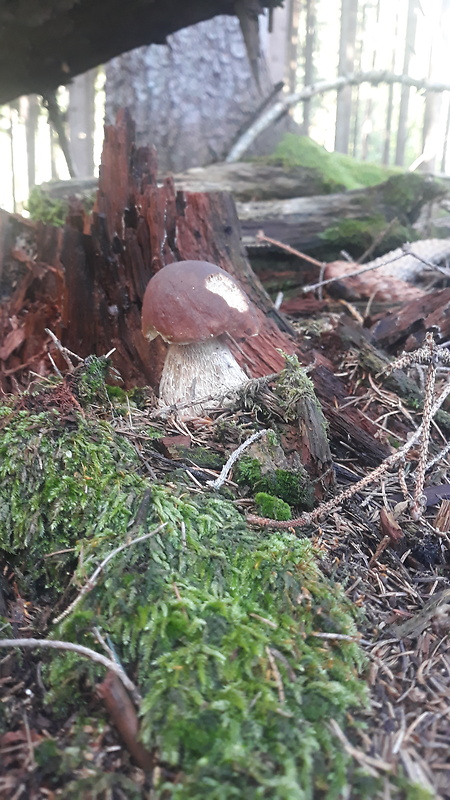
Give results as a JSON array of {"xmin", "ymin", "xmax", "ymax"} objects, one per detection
[
  {"xmin": 269, "ymin": 134, "xmax": 399, "ymax": 192},
  {"xmin": 0, "ymin": 386, "xmax": 370, "ymax": 798}
]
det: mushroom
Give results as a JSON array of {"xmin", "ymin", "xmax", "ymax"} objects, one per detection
[{"xmin": 141, "ymin": 260, "xmax": 260, "ymax": 416}]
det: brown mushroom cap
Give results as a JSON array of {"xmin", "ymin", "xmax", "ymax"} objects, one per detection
[{"xmin": 141, "ymin": 260, "xmax": 260, "ymax": 344}]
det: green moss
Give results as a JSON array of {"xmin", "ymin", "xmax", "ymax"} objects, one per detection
[
  {"xmin": 381, "ymin": 173, "xmax": 446, "ymax": 221},
  {"xmin": 187, "ymin": 446, "xmax": 225, "ymax": 470},
  {"xmin": 234, "ymin": 456, "xmax": 263, "ymax": 487},
  {"xmin": 34, "ymin": 735, "xmax": 142, "ymax": 798},
  {"xmin": 0, "ymin": 404, "xmax": 146, "ymax": 596},
  {"xmin": 275, "ymin": 353, "xmax": 327, "ymax": 428},
  {"xmin": 0, "ymin": 385, "xmax": 369, "ymax": 798},
  {"xmin": 47, "ymin": 494, "xmax": 367, "ymax": 799},
  {"xmin": 255, "ymin": 492, "xmax": 291, "ymax": 520},
  {"xmin": 105, "ymin": 384, "xmax": 128, "ymax": 401},
  {"xmin": 26, "ymin": 186, "xmax": 66, "ymax": 226},
  {"xmin": 273, "ymin": 468, "xmax": 314, "ymax": 507},
  {"xmin": 74, "ymin": 355, "xmax": 112, "ymax": 406},
  {"xmin": 235, "ymin": 457, "xmax": 314, "ymax": 510},
  {"xmin": 320, "ymin": 215, "xmax": 388, "ymax": 249},
  {"xmin": 26, "ymin": 184, "xmax": 97, "ymax": 227},
  {"xmin": 268, "ymin": 134, "xmax": 398, "ymax": 191}
]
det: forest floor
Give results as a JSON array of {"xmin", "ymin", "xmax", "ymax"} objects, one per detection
[{"xmin": 1, "ymin": 270, "xmax": 450, "ymax": 799}]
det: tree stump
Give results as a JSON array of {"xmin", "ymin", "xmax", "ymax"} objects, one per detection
[
  {"xmin": 0, "ymin": 109, "xmax": 389, "ymax": 486},
  {"xmin": 0, "ymin": 110, "xmax": 297, "ymax": 394}
]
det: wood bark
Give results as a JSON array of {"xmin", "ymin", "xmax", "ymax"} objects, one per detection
[
  {"xmin": 334, "ymin": 0, "xmax": 358, "ymax": 154},
  {"xmin": 172, "ymin": 161, "xmax": 336, "ymax": 201},
  {"xmin": 0, "ymin": 0, "xmax": 275, "ymax": 105},
  {"xmin": 0, "ymin": 110, "xmax": 391, "ymax": 471},
  {"xmin": 395, "ymin": 0, "xmax": 418, "ymax": 166},
  {"xmin": 371, "ymin": 287, "xmax": 450, "ymax": 351},
  {"xmin": 105, "ymin": 16, "xmax": 296, "ymax": 173},
  {"xmin": 36, "ymin": 164, "xmax": 448, "ymax": 260},
  {"xmin": 236, "ymin": 175, "xmax": 446, "ymax": 253}
]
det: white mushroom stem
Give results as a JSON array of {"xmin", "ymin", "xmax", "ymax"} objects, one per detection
[{"xmin": 159, "ymin": 338, "xmax": 248, "ymax": 417}]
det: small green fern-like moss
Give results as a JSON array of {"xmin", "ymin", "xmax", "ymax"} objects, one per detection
[
  {"xmin": 255, "ymin": 491, "xmax": 291, "ymax": 520},
  {"xmin": 48, "ymin": 493, "xmax": 367, "ymax": 799},
  {"xmin": 235, "ymin": 457, "xmax": 314, "ymax": 510},
  {"xmin": 0, "ymin": 388, "xmax": 370, "ymax": 798}
]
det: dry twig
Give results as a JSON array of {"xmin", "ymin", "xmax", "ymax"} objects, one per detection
[
  {"xmin": 0, "ymin": 638, "xmax": 140, "ymax": 703},
  {"xmin": 207, "ymin": 429, "xmax": 269, "ymax": 489},
  {"xmin": 248, "ymin": 362, "xmax": 450, "ymax": 528}
]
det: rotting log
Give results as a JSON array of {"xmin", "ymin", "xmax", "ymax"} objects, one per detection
[
  {"xmin": 0, "ymin": 110, "xmax": 390, "ymax": 468},
  {"xmin": 237, "ymin": 173, "xmax": 446, "ymax": 255},
  {"xmin": 172, "ymin": 161, "xmax": 337, "ymax": 201},
  {"xmin": 371, "ymin": 287, "xmax": 450, "ymax": 351}
]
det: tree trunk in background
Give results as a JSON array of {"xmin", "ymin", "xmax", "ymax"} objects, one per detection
[
  {"xmin": 395, "ymin": 0, "xmax": 418, "ymax": 166},
  {"xmin": 383, "ymin": 3, "xmax": 400, "ymax": 165},
  {"xmin": 23, "ymin": 95, "xmax": 39, "ymax": 189},
  {"xmin": 359, "ymin": 0, "xmax": 381, "ymax": 161},
  {"xmin": 335, "ymin": 0, "xmax": 358, "ymax": 155},
  {"xmin": 301, "ymin": 0, "xmax": 316, "ymax": 135},
  {"xmin": 418, "ymin": 0, "xmax": 447, "ymax": 173},
  {"xmin": 68, "ymin": 69, "xmax": 97, "ymax": 177},
  {"xmin": 105, "ymin": 15, "xmax": 297, "ymax": 173}
]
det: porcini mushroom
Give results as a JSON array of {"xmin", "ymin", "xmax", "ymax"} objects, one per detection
[{"xmin": 141, "ymin": 260, "xmax": 260, "ymax": 417}]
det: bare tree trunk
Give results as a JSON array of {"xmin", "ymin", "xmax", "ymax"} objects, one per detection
[
  {"xmin": 395, "ymin": 0, "xmax": 418, "ymax": 166},
  {"xmin": 50, "ymin": 122, "xmax": 58, "ymax": 180},
  {"xmin": 8, "ymin": 104, "xmax": 17, "ymax": 211},
  {"xmin": 351, "ymin": 0, "xmax": 365, "ymax": 159},
  {"xmin": 301, "ymin": 0, "xmax": 316, "ymax": 135},
  {"xmin": 417, "ymin": 0, "xmax": 447, "ymax": 173},
  {"xmin": 286, "ymin": 0, "xmax": 300, "ymax": 93},
  {"xmin": 360, "ymin": 0, "xmax": 381, "ymax": 161},
  {"xmin": 105, "ymin": 16, "xmax": 297, "ymax": 173},
  {"xmin": 334, "ymin": 0, "xmax": 358, "ymax": 154},
  {"xmin": 441, "ymin": 95, "xmax": 450, "ymax": 172},
  {"xmin": 68, "ymin": 69, "xmax": 97, "ymax": 177},
  {"xmin": 383, "ymin": 3, "xmax": 400, "ymax": 165},
  {"xmin": 23, "ymin": 95, "xmax": 39, "ymax": 191},
  {"xmin": 262, "ymin": 0, "xmax": 296, "ymax": 87}
]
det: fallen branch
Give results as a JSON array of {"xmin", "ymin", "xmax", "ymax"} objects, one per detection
[
  {"xmin": 247, "ymin": 365, "xmax": 450, "ymax": 528},
  {"xmin": 0, "ymin": 638, "xmax": 140, "ymax": 702},
  {"xmin": 226, "ymin": 70, "xmax": 450, "ymax": 162},
  {"xmin": 207, "ymin": 429, "xmax": 270, "ymax": 489},
  {"xmin": 302, "ymin": 250, "xmax": 412, "ymax": 295}
]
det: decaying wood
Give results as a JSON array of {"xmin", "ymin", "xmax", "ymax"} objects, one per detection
[
  {"xmin": 0, "ymin": 0, "xmax": 274, "ymax": 105},
  {"xmin": 0, "ymin": 111, "xmax": 295, "ymax": 394},
  {"xmin": 323, "ymin": 260, "xmax": 424, "ymax": 303},
  {"xmin": 173, "ymin": 161, "xmax": 338, "ymax": 200},
  {"xmin": 322, "ymin": 238, "xmax": 450, "ymax": 302},
  {"xmin": 371, "ymin": 287, "xmax": 450, "ymax": 351},
  {"xmin": 0, "ymin": 109, "xmax": 420, "ymax": 469},
  {"xmin": 237, "ymin": 175, "xmax": 445, "ymax": 253}
]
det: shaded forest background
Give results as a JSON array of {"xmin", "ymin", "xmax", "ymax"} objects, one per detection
[{"xmin": 2, "ymin": 0, "xmax": 450, "ymax": 214}]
